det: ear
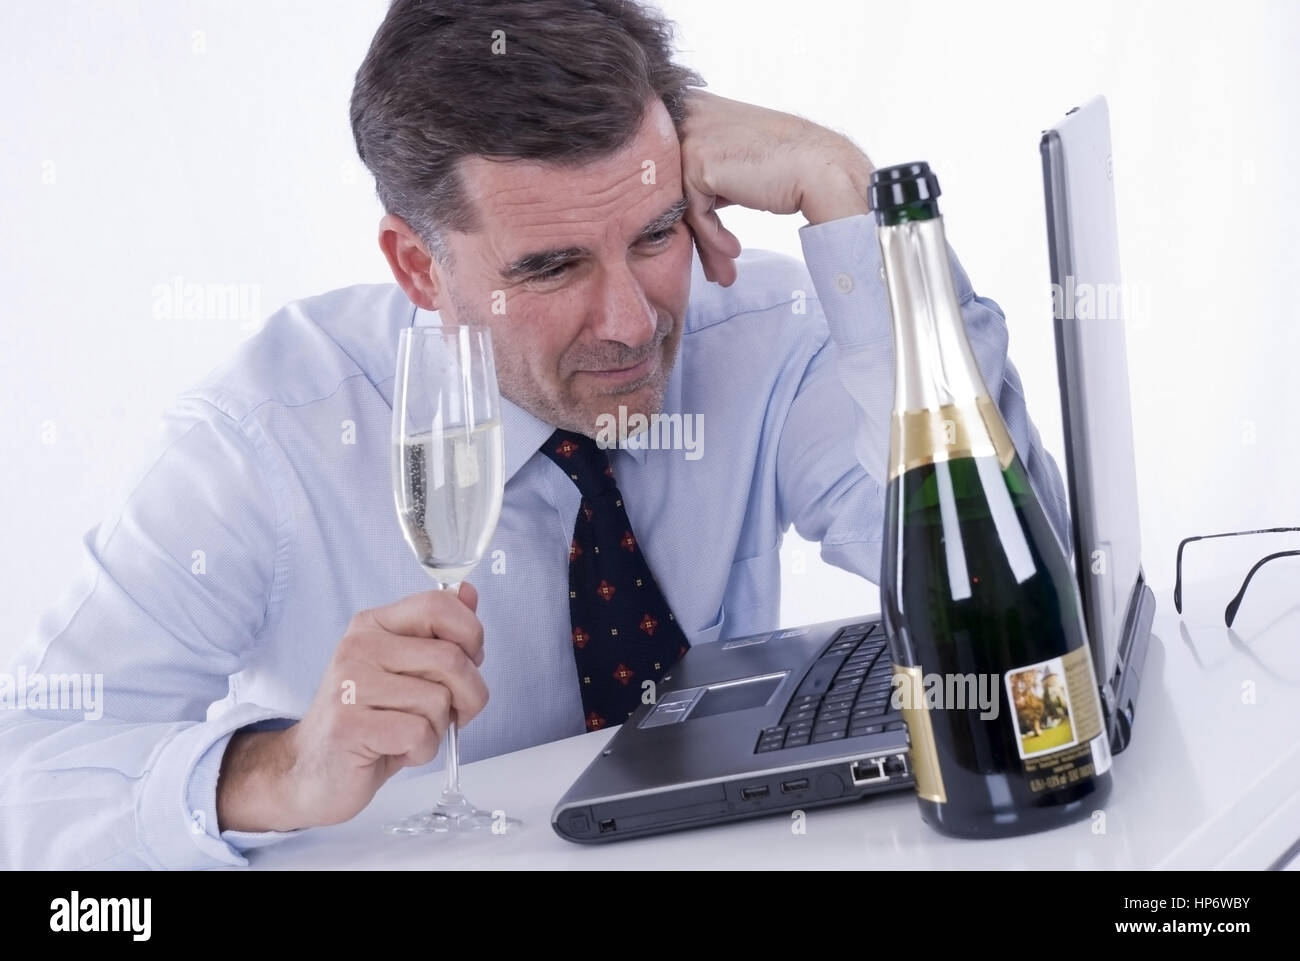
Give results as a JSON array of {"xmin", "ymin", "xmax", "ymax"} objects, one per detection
[{"xmin": 378, "ymin": 214, "xmax": 445, "ymax": 311}]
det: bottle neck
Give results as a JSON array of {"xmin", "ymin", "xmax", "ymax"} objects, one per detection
[{"xmin": 878, "ymin": 215, "xmax": 1016, "ymax": 480}]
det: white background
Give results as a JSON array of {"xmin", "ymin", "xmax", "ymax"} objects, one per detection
[{"xmin": 3, "ymin": 0, "xmax": 1298, "ymax": 664}]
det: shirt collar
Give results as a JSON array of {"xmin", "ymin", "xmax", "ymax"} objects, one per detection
[{"xmin": 396, "ymin": 306, "xmax": 683, "ymax": 485}]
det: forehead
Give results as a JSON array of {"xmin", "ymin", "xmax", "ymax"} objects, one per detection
[{"xmin": 454, "ymin": 100, "xmax": 682, "ymax": 244}]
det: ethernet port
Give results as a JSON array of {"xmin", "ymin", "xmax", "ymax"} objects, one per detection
[
  {"xmin": 850, "ymin": 758, "xmax": 884, "ymax": 784},
  {"xmin": 883, "ymin": 754, "xmax": 908, "ymax": 778}
]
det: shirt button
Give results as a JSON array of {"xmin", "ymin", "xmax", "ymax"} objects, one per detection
[{"xmin": 835, "ymin": 272, "xmax": 854, "ymax": 293}]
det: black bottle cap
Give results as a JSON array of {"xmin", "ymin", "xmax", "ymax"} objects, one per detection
[{"xmin": 870, "ymin": 162, "xmax": 941, "ymax": 223}]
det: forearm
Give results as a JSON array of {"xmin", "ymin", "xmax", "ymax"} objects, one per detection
[{"xmin": 216, "ymin": 725, "xmax": 303, "ymax": 834}]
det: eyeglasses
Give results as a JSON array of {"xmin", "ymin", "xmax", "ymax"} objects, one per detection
[{"xmin": 1174, "ymin": 527, "xmax": 1300, "ymax": 627}]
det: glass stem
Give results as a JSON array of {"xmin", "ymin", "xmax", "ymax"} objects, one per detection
[{"xmin": 438, "ymin": 580, "xmax": 463, "ymax": 802}]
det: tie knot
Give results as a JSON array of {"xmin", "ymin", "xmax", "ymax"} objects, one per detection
[{"xmin": 540, "ymin": 428, "xmax": 618, "ymax": 497}]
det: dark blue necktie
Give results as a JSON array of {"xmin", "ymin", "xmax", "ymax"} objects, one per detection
[{"xmin": 539, "ymin": 428, "xmax": 690, "ymax": 731}]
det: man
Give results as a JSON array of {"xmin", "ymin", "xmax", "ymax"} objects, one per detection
[{"xmin": 0, "ymin": 0, "xmax": 1071, "ymax": 869}]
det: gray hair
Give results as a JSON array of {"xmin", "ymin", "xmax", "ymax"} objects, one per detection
[{"xmin": 349, "ymin": 0, "xmax": 705, "ymax": 263}]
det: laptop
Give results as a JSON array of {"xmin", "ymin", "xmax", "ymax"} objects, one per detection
[{"xmin": 552, "ymin": 95, "xmax": 1156, "ymax": 843}]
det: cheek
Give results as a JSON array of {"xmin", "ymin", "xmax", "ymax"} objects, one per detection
[{"xmin": 496, "ymin": 293, "xmax": 581, "ymax": 374}]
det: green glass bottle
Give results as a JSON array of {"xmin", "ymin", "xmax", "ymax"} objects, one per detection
[{"xmin": 872, "ymin": 162, "xmax": 1112, "ymax": 838}]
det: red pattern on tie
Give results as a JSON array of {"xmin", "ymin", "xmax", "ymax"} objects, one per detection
[{"xmin": 539, "ymin": 428, "xmax": 691, "ymax": 736}]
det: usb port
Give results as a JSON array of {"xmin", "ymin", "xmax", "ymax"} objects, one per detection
[
  {"xmin": 740, "ymin": 784, "xmax": 770, "ymax": 801},
  {"xmin": 598, "ymin": 818, "xmax": 617, "ymax": 834},
  {"xmin": 851, "ymin": 759, "xmax": 884, "ymax": 783},
  {"xmin": 780, "ymin": 778, "xmax": 810, "ymax": 794}
]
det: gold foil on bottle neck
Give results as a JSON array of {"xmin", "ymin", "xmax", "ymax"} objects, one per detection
[{"xmin": 888, "ymin": 395, "xmax": 1016, "ymax": 482}]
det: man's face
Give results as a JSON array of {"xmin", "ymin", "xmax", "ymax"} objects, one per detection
[{"xmin": 434, "ymin": 98, "xmax": 692, "ymax": 438}]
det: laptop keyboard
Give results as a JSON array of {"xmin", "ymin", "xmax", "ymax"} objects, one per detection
[{"xmin": 754, "ymin": 621, "xmax": 907, "ymax": 753}]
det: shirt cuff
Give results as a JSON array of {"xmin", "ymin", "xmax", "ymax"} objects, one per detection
[
  {"xmin": 797, "ymin": 212, "xmax": 977, "ymax": 347},
  {"xmin": 138, "ymin": 702, "xmax": 303, "ymax": 869},
  {"xmin": 797, "ymin": 212, "xmax": 984, "ymax": 489}
]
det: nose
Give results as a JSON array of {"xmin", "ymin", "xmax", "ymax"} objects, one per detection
[{"xmin": 588, "ymin": 260, "xmax": 657, "ymax": 353}]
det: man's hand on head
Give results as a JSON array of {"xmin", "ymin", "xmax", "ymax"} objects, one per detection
[{"xmin": 677, "ymin": 90, "xmax": 875, "ymax": 287}]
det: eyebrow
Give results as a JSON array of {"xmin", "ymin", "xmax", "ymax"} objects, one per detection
[{"xmin": 500, "ymin": 197, "xmax": 688, "ymax": 281}]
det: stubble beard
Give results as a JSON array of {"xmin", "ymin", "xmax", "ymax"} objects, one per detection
[{"xmin": 449, "ymin": 282, "xmax": 680, "ymax": 441}]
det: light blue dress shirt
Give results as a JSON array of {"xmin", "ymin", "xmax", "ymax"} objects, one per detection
[{"xmin": 0, "ymin": 214, "xmax": 1070, "ymax": 869}]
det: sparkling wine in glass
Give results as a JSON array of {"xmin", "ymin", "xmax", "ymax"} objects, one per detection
[{"xmin": 386, "ymin": 324, "xmax": 518, "ymax": 835}]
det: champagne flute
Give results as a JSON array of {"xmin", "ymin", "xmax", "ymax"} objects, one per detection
[{"xmin": 385, "ymin": 324, "xmax": 518, "ymax": 835}]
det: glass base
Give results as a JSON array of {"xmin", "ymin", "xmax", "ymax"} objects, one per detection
[{"xmin": 383, "ymin": 790, "xmax": 523, "ymax": 836}]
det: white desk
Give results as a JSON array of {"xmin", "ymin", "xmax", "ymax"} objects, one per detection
[{"xmin": 250, "ymin": 579, "xmax": 1300, "ymax": 870}]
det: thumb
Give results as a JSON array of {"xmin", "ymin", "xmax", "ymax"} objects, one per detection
[{"xmin": 457, "ymin": 580, "xmax": 479, "ymax": 613}]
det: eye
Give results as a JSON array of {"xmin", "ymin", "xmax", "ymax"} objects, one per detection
[
  {"xmin": 531, "ymin": 262, "xmax": 572, "ymax": 282},
  {"xmin": 640, "ymin": 226, "xmax": 677, "ymax": 247}
]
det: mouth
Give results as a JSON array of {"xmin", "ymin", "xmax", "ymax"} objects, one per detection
[{"xmin": 580, "ymin": 351, "xmax": 657, "ymax": 385}]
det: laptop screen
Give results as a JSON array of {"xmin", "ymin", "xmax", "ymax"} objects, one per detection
[{"xmin": 1041, "ymin": 96, "xmax": 1146, "ymax": 682}]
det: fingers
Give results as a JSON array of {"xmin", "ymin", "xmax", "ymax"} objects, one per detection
[
  {"xmin": 352, "ymin": 663, "xmax": 454, "ymax": 725},
  {"xmin": 352, "ymin": 706, "xmax": 443, "ymax": 769},
  {"xmin": 360, "ymin": 587, "xmax": 485, "ymax": 668},
  {"xmin": 345, "ymin": 632, "xmax": 491, "ymax": 725},
  {"xmin": 349, "ymin": 667, "xmax": 453, "ymax": 768},
  {"xmin": 457, "ymin": 580, "xmax": 479, "ymax": 613},
  {"xmin": 685, "ymin": 189, "xmax": 742, "ymax": 287}
]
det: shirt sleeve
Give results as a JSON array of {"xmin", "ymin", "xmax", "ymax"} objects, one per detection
[
  {"xmin": 775, "ymin": 213, "xmax": 1073, "ymax": 582},
  {"xmin": 0, "ymin": 393, "xmax": 304, "ymax": 869}
]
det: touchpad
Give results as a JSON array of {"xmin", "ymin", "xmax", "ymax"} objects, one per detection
[{"xmin": 688, "ymin": 673, "xmax": 786, "ymax": 720}]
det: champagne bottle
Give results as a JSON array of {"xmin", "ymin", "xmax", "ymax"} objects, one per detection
[{"xmin": 872, "ymin": 162, "xmax": 1112, "ymax": 838}]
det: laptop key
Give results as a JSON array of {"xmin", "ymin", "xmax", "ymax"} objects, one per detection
[
  {"xmin": 857, "ymin": 686, "xmax": 890, "ymax": 699},
  {"xmin": 857, "ymin": 698, "xmax": 889, "ymax": 712},
  {"xmin": 849, "ymin": 722, "xmax": 885, "ymax": 737},
  {"xmin": 812, "ymin": 730, "xmax": 847, "ymax": 743},
  {"xmin": 784, "ymin": 733, "xmax": 810, "ymax": 748},
  {"xmin": 795, "ymin": 655, "xmax": 849, "ymax": 699},
  {"xmin": 761, "ymin": 726, "xmax": 788, "ymax": 739}
]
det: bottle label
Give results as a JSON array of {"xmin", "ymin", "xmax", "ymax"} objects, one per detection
[{"xmin": 1004, "ymin": 645, "xmax": 1110, "ymax": 793}]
